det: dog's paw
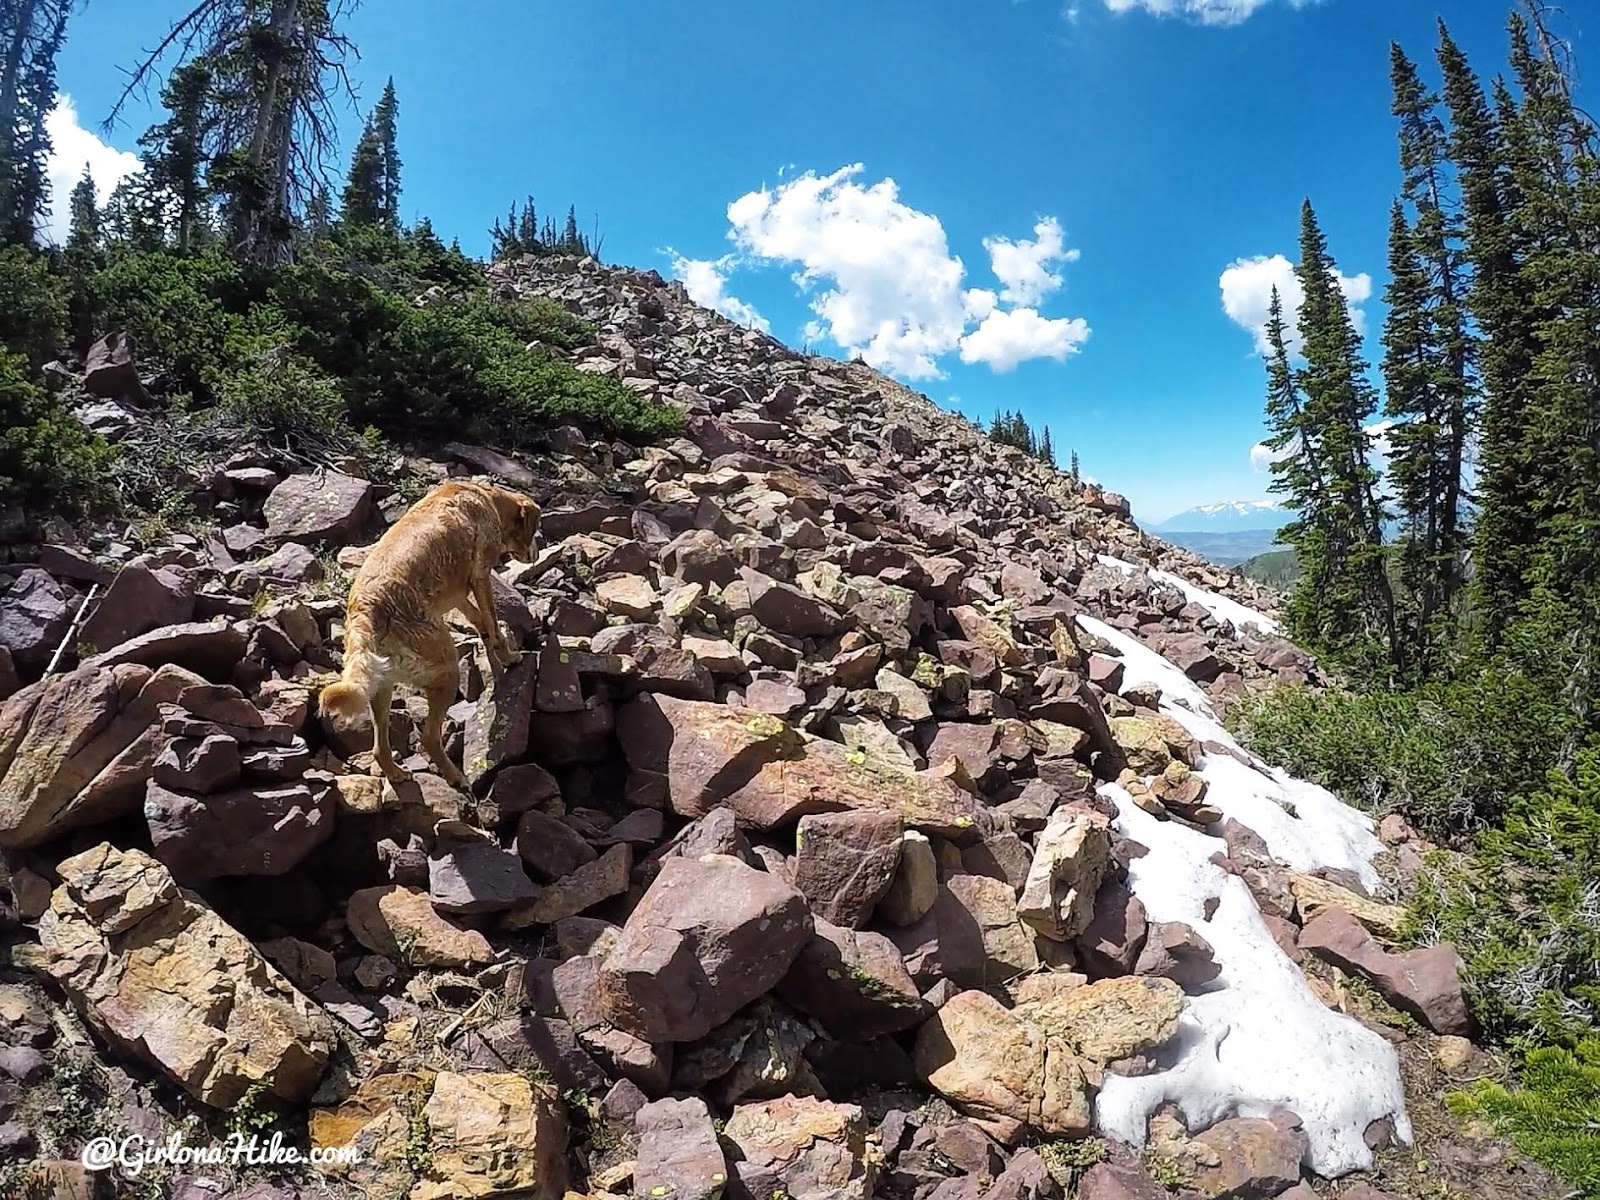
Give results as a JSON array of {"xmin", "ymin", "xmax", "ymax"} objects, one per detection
[
  {"xmin": 504, "ymin": 648, "xmax": 524, "ymax": 667},
  {"xmin": 374, "ymin": 761, "xmax": 414, "ymax": 786}
]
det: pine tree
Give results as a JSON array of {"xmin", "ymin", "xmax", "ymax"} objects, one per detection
[
  {"xmin": 371, "ymin": 77, "xmax": 400, "ymax": 231},
  {"xmin": 1038, "ymin": 426, "xmax": 1055, "ymax": 468},
  {"xmin": 1382, "ymin": 44, "xmax": 1477, "ymax": 668},
  {"xmin": 138, "ymin": 61, "xmax": 212, "ymax": 253},
  {"xmin": 339, "ymin": 117, "xmax": 383, "ymax": 227},
  {"xmin": 562, "ymin": 204, "xmax": 580, "ymax": 253},
  {"xmin": 0, "ymin": 0, "xmax": 69, "ymax": 245},
  {"xmin": 1069, "ymin": 449, "xmax": 1080, "ymax": 483},
  {"xmin": 65, "ymin": 168, "xmax": 97, "ymax": 257},
  {"xmin": 1262, "ymin": 207, "xmax": 1399, "ymax": 677},
  {"xmin": 1438, "ymin": 21, "xmax": 1542, "ymax": 645}
]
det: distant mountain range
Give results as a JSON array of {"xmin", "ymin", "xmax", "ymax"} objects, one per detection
[{"xmin": 1142, "ymin": 500, "xmax": 1293, "ymax": 565}]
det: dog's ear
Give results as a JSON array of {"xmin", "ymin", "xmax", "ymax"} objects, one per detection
[{"xmin": 518, "ymin": 498, "xmax": 541, "ymax": 547}]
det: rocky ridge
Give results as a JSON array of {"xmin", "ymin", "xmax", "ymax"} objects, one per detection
[{"xmin": 0, "ymin": 255, "xmax": 1550, "ymax": 1200}]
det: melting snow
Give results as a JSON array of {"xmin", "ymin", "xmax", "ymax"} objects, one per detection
[
  {"xmin": 1094, "ymin": 791, "xmax": 1412, "ymax": 1176},
  {"xmin": 1076, "ymin": 613, "xmax": 1384, "ymax": 892},
  {"xmin": 1075, "ymin": 614, "xmax": 1410, "ymax": 1176},
  {"xmin": 1096, "ymin": 554, "xmax": 1280, "ymax": 636}
]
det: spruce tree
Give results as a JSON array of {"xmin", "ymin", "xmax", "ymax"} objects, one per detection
[
  {"xmin": 371, "ymin": 77, "xmax": 400, "ymax": 231},
  {"xmin": 562, "ymin": 204, "xmax": 579, "ymax": 253},
  {"xmin": 1069, "ymin": 449, "xmax": 1080, "ymax": 483},
  {"xmin": 1038, "ymin": 426, "xmax": 1055, "ymax": 468},
  {"xmin": 339, "ymin": 118, "xmax": 383, "ymax": 227},
  {"xmin": 1438, "ymin": 21, "xmax": 1541, "ymax": 644},
  {"xmin": 1261, "ymin": 285, "xmax": 1334, "ymax": 647},
  {"xmin": 0, "ymin": 0, "xmax": 68, "ymax": 245},
  {"xmin": 1268, "ymin": 205, "xmax": 1398, "ymax": 675},
  {"xmin": 63, "ymin": 167, "xmax": 98, "ymax": 349},
  {"xmin": 1383, "ymin": 44, "xmax": 1475, "ymax": 663},
  {"xmin": 1501, "ymin": 11, "xmax": 1600, "ymax": 718},
  {"xmin": 138, "ymin": 62, "xmax": 212, "ymax": 254},
  {"xmin": 517, "ymin": 195, "xmax": 538, "ymax": 252}
]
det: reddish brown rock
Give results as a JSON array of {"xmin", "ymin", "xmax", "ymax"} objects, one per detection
[
  {"xmin": 792, "ymin": 809, "xmax": 903, "ymax": 928},
  {"xmin": 1299, "ymin": 909, "xmax": 1470, "ymax": 1036},
  {"xmin": 597, "ymin": 854, "xmax": 812, "ymax": 1043}
]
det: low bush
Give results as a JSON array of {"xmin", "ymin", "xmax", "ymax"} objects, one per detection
[
  {"xmin": 0, "ymin": 349, "xmax": 112, "ymax": 510},
  {"xmin": 1228, "ymin": 661, "xmax": 1578, "ymax": 839}
]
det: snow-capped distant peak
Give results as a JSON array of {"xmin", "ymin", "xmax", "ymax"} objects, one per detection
[{"xmin": 1151, "ymin": 499, "xmax": 1294, "ymax": 533}]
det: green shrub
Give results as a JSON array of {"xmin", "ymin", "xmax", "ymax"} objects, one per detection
[
  {"xmin": 0, "ymin": 349, "xmax": 112, "ymax": 510},
  {"xmin": 1448, "ymin": 1040, "xmax": 1600, "ymax": 1198},
  {"xmin": 93, "ymin": 247, "xmax": 257, "ymax": 402},
  {"xmin": 0, "ymin": 246, "xmax": 67, "ymax": 367},
  {"xmin": 1228, "ymin": 661, "xmax": 1578, "ymax": 838},
  {"xmin": 1409, "ymin": 738, "xmax": 1600, "ymax": 1050}
]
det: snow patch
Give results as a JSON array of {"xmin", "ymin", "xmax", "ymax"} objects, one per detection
[
  {"xmin": 1095, "ymin": 790, "xmax": 1413, "ymax": 1177},
  {"xmin": 1076, "ymin": 613, "xmax": 1384, "ymax": 892},
  {"xmin": 1096, "ymin": 554, "xmax": 1280, "ymax": 636},
  {"xmin": 1077, "ymin": 613, "xmax": 1408, "ymax": 1174}
]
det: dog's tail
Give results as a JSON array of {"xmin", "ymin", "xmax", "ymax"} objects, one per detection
[{"xmin": 317, "ymin": 617, "xmax": 391, "ymax": 730}]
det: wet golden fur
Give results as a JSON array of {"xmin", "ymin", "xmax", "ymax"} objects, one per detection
[{"xmin": 318, "ymin": 480, "xmax": 541, "ymax": 788}]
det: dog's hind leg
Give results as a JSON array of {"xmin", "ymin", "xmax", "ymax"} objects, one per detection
[
  {"xmin": 421, "ymin": 679, "xmax": 469, "ymax": 791},
  {"xmin": 415, "ymin": 625, "xmax": 470, "ymax": 790},
  {"xmin": 368, "ymin": 682, "xmax": 411, "ymax": 785}
]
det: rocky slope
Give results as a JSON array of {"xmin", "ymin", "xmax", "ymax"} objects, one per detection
[{"xmin": 0, "ymin": 255, "xmax": 1557, "ymax": 1200}]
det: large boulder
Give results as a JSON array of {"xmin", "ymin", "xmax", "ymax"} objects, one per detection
[
  {"xmin": 80, "ymin": 620, "xmax": 248, "ymax": 681},
  {"xmin": 912, "ymin": 989, "xmax": 1092, "ymax": 1144},
  {"xmin": 0, "ymin": 568, "xmax": 71, "ymax": 672},
  {"xmin": 741, "ymin": 567, "xmax": 844, "ymax": 637},
  {"xmin": 634, "ymin": 1096, "xmax": 728, "ymax": 1200},
  {"xmin": 82, "ymin": 331, "xmax": 148, "ymax": 400},
  {"xmin": 792, "ymin": 809, "xmax": 902, "ymax": 928},
  {"xmin": 619, "ymin": 694, "xmax": 993, "ymax": 839},
  {"xmin": 1017, "ymin": 975, "xmax": 1185, "ymax": 1063},
  {"xmin": 346, "ymin": 885, "xmax": 494, "ymax": 970},
  {"xmin": 0, "ymin": 663, "xmax": 195, "ymax": 849},
  {"xmin": 263, "ymin": 470, "xmax": 373, "ymax": 544},
  {"xmin": 79, "ymin": 564, "xmax": 195, "ymax": 657},
  {"xmin": 777, "ymin": 918, "xmax": 930, "ymax": 1040},
  {"xmin": 1299, "ymin": 909, "xmax": 1470, "ymax": 1036},
  {"xmin": 1189, "ymin": 1115, "xmax": 1309, "ymax": 1199},
  {"xmin": 597, "ymin": 854, "xmax": 812, "ymax": 1043},
  {"xmin": 35, "ymin": 844, "xmax": 336, "ymax": 1107},
  {"xmin": 309, "ymin": 1070, "xmax": 568, "ymax": 1200},
  {"xmin": 145, "ymin": 779, "xmax": 335, "ymax": 882}
]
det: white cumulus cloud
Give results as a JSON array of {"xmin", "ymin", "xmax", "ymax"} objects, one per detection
[
  {"xmin": 667, "ymin": 252, "xmax": 770, "ymax": 332},
  {"xmin": 1220, "ymin": 252, "xmax": 1371, "ymax": 359},
  {"xmin": 1102, "ymin": 0, "xmax": 1317, "ymax": 25},
  {"xmin": 983, "ymin": 216, "xmax": 1079, "ymax": 306},
  {"xmin": 1250, "ymin": 439, "xmax": 1290, "ymax": 472},
  {"xmin": 41, "ymin": 96, "xmax": 142, "ymax": 247},
  {"xmin": 724, "ymin": 164, "xmax": 1088, "ymax": 380},
  {"xmin": 959, "ymin": 307, "xmax": 1090, "ymax": 372}
]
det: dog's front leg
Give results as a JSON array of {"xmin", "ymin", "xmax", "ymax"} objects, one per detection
[
  {"xmin": 368, "ymin": 683, "xmax": 412, "ymax": 785},
  {"xmin": 469, "ymin": 573, "xmax": 521, "ymax": 669}
]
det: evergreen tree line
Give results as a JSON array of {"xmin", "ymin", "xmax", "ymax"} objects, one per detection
[
  {"xmin": 987, "ymin": 406, "xmax": 1058, "ymax": 468},
  {"xmin": 1263, "ymin": 1, "xmax": 1600, "ymax": 730},
  {"xmin": 489, "ymin": 196, "xmax": 597, "ymax": 260}
]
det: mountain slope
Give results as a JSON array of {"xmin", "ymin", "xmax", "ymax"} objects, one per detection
[{"xmin": 0, "ymin": 254, "xmax": 1532, "ymax": 1200}]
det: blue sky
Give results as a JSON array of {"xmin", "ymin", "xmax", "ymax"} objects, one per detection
[{"xmin": 47, "ymin": 0, "xmax": 1559, "ymax": 523}]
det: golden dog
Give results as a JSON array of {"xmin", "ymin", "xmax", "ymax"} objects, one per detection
[{"xmin": 318, "ymin": 480, "xmax": 541, "ymax": 789}]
